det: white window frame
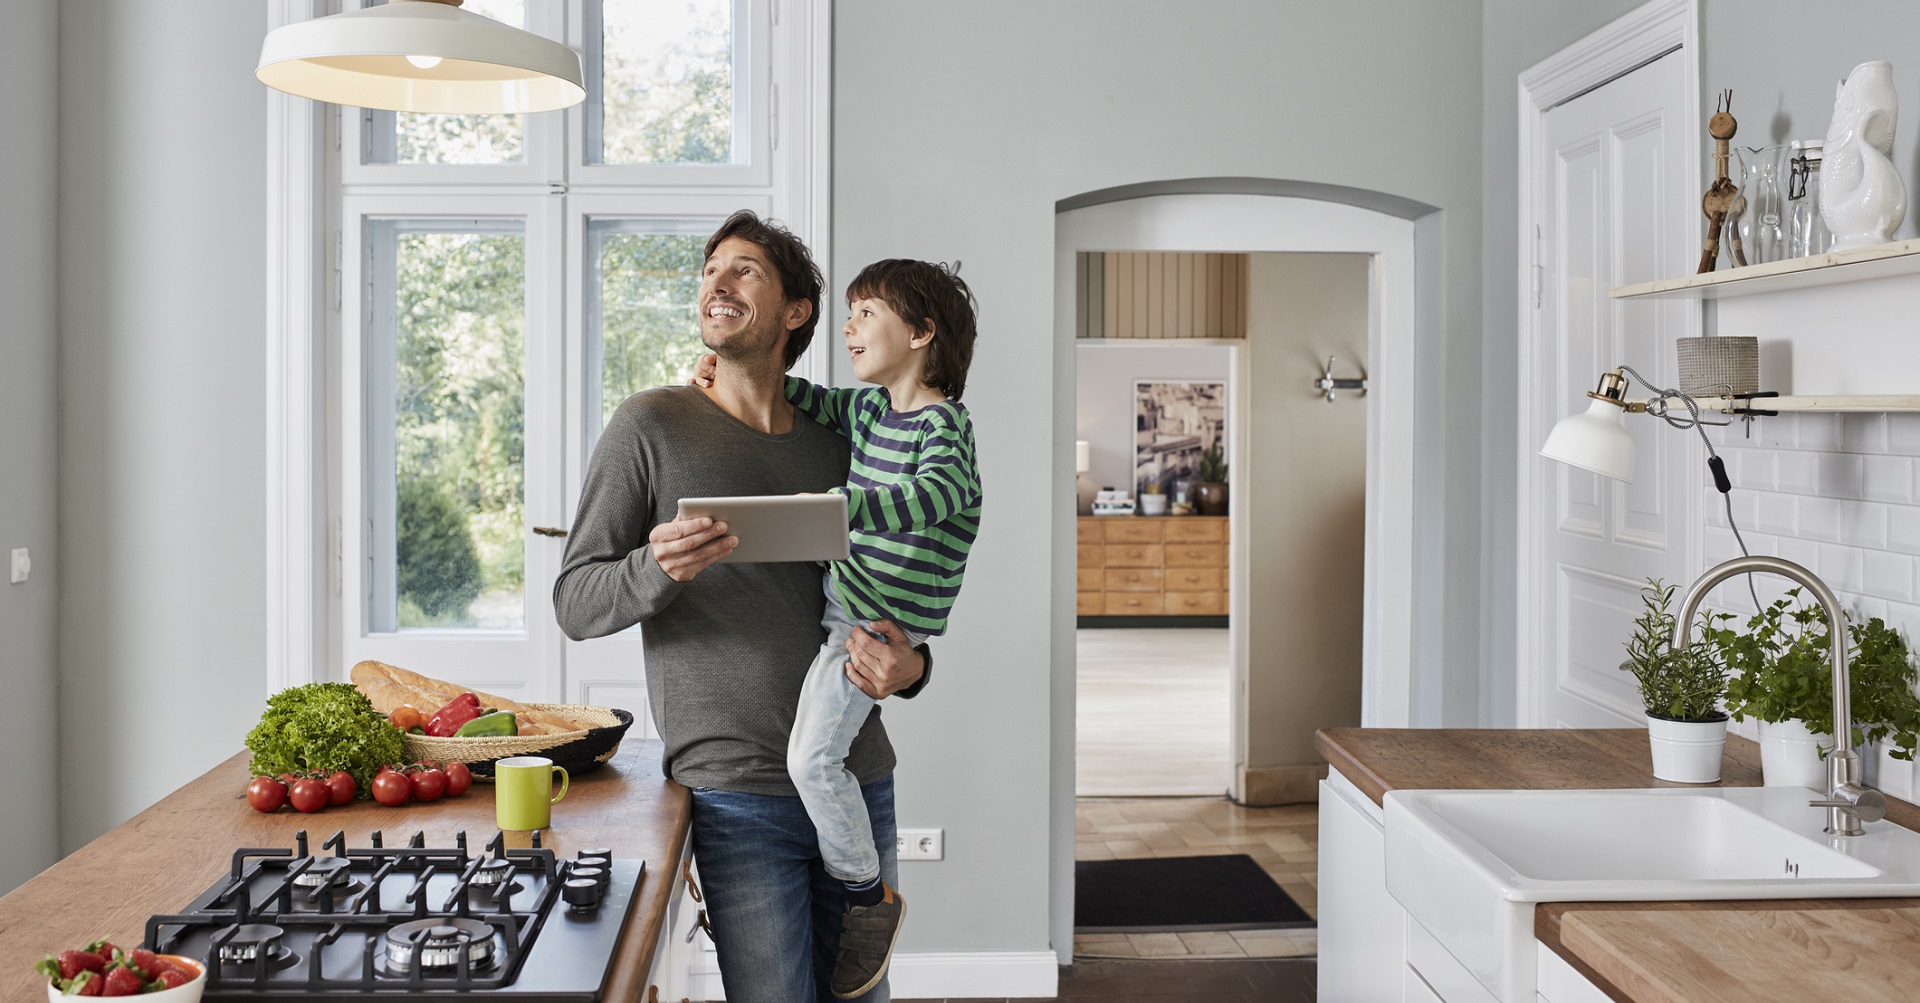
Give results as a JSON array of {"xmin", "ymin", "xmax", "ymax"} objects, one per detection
[{"xmin": 265, "ymin": 0, "xmax": 832, "ymax": 691}]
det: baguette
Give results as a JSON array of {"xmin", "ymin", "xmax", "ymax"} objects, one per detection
[{"xmin": 350, "ymin": 661, "xmax": 585, "ymax": 735}]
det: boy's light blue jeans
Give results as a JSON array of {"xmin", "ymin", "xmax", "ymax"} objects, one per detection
[
  {"xmin": 690, "ymin": 776, "xmax": 898, "ymax": 1002},
  {"xmin": 788, "ymin": 578, "xmax": 927, "ymax": 884}
]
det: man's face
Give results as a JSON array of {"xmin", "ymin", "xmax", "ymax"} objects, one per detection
[{"xmin": 698, "ymin": 236, "xmax": 806, "ymax": 362}]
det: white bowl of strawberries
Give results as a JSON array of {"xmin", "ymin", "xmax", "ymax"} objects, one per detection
[{"xmin": 37, "ymin": 940, "xmax": 204, "ymax": 1000}]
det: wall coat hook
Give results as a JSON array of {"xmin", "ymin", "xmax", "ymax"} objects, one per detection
[{"xmin": 1314, "ymin": 356, "xmax": 1368, "ymax": 403}]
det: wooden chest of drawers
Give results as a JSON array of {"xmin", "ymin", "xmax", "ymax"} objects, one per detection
[{"xmin": 1077, "ymin": 516, "xmax": 1228, "ymax": 618}]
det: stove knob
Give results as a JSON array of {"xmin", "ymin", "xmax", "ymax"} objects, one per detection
[
  {"xmin": 563, "ymin": 877, "xmax": 603, "ymax": 911},
  {"xmin": 571, "ymin": 865, "xmax": 608, "ymax": 889},
  {"xmin": 578, "ymin": 848, "xmax": 612, "ymax": 865}
]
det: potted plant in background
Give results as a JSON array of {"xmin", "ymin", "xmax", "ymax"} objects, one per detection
[
  {"xmin": 1622, "ymin": 579, "xmax": 1730, "ymax": 783},
  {"xmin": 1712, "ymin": 589, "xmax": 1920, "ymax": 788},
  {"xmin": 1194, "ymin": 444, "xmax": 1229, "ymax": 516}
]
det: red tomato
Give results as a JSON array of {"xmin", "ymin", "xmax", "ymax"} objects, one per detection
[
  {"xmin": 410, "ymin": 768, "xmax": 447, "ymax": 803},
  {"xmin": 325, "ymin": 770, "xmax": 356, "ymax": 806},
  {"xmin": 444, "ymin": 762, "xmax": 472, "ymax": 797},
  {"xmin": 372, "ymin": 769, "xmax": 412, "ymax": 806},
  {"xmin": 278, "ymin": 772, "xmax": 298, "ymax": 787},
  {"xmin": 288, "ymin": 778, "xmax": 329, "ymax": 813},
  {"xmin": 246, "ymin": 776, "xmax": 287, "ymax": 812}
]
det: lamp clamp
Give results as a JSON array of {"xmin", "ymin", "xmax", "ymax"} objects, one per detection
[{"xmin": 1584, "ymin": 369, "xmax": 1648, "ymax": 412}]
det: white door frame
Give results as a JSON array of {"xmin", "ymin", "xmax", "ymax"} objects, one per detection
[
  {"xmin": 1051, "ymin": 187, "xmax": 1430, "ymax": 962},
  {"xmin": 1514, "ymin": 0, "xmax": 1702, "ymax": 726}
]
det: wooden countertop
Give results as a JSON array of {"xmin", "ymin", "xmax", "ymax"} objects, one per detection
[
  {"xmin": 1316, "ymin": 728, "xmax": 1920, "ymax": 1003},
  {"xmin": 0, "ymin": 739, "xmax": 689, "ymax": 1003}
]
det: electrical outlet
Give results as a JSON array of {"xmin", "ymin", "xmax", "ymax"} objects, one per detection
[{"xmin": 895, "ymin": 828, "xmax": 943, "ymax": 861}]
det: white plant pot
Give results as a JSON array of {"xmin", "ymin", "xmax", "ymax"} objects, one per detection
[
  {"xmin": 1758, "ymin": 718, "xmax": 1833, "ymax": 790},
  {"xmin": 1646, "ymin": 714, "xmax": 1727, "ymax": 783}
]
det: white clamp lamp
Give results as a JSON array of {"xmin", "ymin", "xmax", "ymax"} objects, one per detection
[{"xmin": 1540, "ymin": 366, "xmax": 1763, "ymax": 605}]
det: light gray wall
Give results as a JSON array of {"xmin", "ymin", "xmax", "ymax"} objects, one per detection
[
  {"xmin": 1480, "ymin": 0, "xmax": 1651, "ymax": 727},
  {"xmin": 1244, "ymin": 254, "xmax": 1369, "ymax": 773},
  {"xmin": 56, "ymin": 1, "xmax": 269, "ymax": 850},
  {"xmin": 0, "ymin": 0, "xmax": 62, "ymax": 897},
  {"xmin": 835, "ymin": 0, "xmax": 1485, "ymax": 956},
  {"xmin": 1697, "ymin": 0, "xmax": 1920, "ymax": 238},
  {"xmin": 1074, "ymin": 342, "xmax": 1234, "ymax": 514}
]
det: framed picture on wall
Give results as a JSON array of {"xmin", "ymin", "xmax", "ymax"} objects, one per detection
[{"xmin": 1134, "ymin": 380, "xmax": 1226, "ymax": 501}]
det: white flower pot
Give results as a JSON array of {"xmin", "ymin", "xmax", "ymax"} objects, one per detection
[
  {"xmin": 1646, "ymin": 714, "xmax": 1727, "ymax": 783},
  {"xmin": 1758, "ymin": 718, "xmax": 1833, "ymax": 790}
]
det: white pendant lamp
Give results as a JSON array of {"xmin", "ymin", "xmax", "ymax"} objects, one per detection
[
  {"xmin": 1539, "ymin": 369, "xmax": 1639, "ymax": 483},
  {"xmin": 257, "ymin": 0, "xmax": 585, "ymax": 114}
]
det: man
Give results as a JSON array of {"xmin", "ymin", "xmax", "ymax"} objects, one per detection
[{"xmin": 553, "ymin": 210, "xmax": 928, "ymax": 1003}]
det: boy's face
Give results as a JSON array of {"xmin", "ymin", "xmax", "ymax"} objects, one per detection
[{"xmin": 843, "ymin": 295, "xmax": 933, "ymax": 387}]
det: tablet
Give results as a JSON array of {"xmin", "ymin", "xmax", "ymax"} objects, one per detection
[{"xmin": 675, "ymin": 494, "xmax": 851, "ymax": 564}]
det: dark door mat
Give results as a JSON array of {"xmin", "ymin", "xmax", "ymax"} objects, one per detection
[{"xmin": 1075, "ymin": 853, "xmax": 1315, "ymax": 933}]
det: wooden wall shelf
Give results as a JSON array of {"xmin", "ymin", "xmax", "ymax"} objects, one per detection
[
  {"xmin": 1652, "ymin": 394, "xmax": 1920, "ymax": 414},
  {"xmin": 1611, "ymin": 238, "xmax": 1920, "ymax": 301}
]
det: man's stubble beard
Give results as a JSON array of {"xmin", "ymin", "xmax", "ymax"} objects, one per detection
[{"xmin": 702, "ymin": 313, "xmax": 789, "ymax": 366}]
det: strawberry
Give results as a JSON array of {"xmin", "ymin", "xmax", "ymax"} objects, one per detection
[
  {"xmin": 69, "ymin": 970, "xmax": 104, "ymax": 996},
  {"xmin": 100, "ymin": 966, "xmax": 144, "ymax": 997},
  {"xmin": 85, "ymin": 939, "xmax": 120, "ymax": 964},
  {"xmin": 155, "ymin": 969, "xmax": 190, "ymax": 989},
  {"xmin": 126, "ymin": 949, "xmax": 162, "ymax": 980},
  {"xmin": 46, "ymin": 948, "xmax": 106, "ymax": 979}
]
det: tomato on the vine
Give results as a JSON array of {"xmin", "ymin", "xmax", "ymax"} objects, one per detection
[
  {"xmin": 246, "ymin": 775, "xmax": 287, "ymax": 812},
  {"xmin": 325, "ymin": 770, "xmax": 356, "ymax": 806},
  {"xmin": 444, "ymin": 762, "xmax": 472, "ymax": 797},
  {"xmin": 371, "ymin": 769, "xmax": 412, "ymax": 806},
  {"xmin": 289, "ymin": 778, "xmax": 329, "ymax": 813},
  {"xmin": 411, "ymin": 767, "xmax": 447, "ymax": 803}
]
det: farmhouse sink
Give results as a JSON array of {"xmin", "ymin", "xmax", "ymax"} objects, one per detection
[{"xmin": 1383, "ymin": 786, "xmax": 1920, "ymax": 1001}]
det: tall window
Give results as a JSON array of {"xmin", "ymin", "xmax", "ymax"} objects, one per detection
[{"xmin": 327, "ymin": 0, "xmax": 827, "ymax": 706}]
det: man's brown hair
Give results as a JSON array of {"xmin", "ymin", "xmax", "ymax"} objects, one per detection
[
  {"xmin": 846, "ymin": 259, "xmax": 979, "ymax": 400},
  {"xmin": 703, "ymin": 210, "xmax": 824, "ymax": 369}
]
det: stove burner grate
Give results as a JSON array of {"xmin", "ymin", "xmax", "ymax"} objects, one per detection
[{"xmin": 383, "ymin": 917, "xmax": 498, "ymax": 974}]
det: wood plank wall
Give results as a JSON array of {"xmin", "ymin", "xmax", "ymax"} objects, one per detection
[{"xmin": 1075, "ymin": 252, "xmax": 1249, "ymax": 339}]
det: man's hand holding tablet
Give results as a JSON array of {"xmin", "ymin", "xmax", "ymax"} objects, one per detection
[{"xmin": 674, "ymin": 494, "xmax": 852, "ymax": 565}]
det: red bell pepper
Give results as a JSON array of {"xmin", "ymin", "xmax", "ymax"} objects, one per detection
[{"xmin": 426, "ymin": 692, "xmax": 482, "ymax": 738}]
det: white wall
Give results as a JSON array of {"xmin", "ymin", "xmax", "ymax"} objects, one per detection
[
  {"xmin": 0, "ymin": 0, "xmax": 62, "ymax": 896},
  {"xmin": 834, "ymin": 0, "xmax": 1485, "ymax": 958},
  {"xmin": 56, "ymin": 2, "xmax": 269, "ymax": 850},
  {"xmin": 1074, "ymin": 342, "xmax": 1234, "ymax": 513}
]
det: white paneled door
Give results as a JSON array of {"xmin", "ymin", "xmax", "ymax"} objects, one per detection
[{"xmin": 1524, "ymin": 50, "xmax": 1700, "ymax": 727}]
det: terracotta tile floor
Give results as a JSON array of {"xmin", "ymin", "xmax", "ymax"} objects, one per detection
[{"xmin": 1073, "ymin": 796, "xmax": 1318, "ymax": 960}]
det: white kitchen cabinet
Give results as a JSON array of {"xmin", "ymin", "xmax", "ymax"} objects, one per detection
[
  {"xmin": 644, "ymin": 848, "xmax": 705, "ymax": 1001},
  {"xmin": 1317, "ymin": 769, "xmax": 1406, "ymax": 1001},
  {"xmin": 1533, "ymin": 942, "xmax": 1613, "ymax": 1003}
]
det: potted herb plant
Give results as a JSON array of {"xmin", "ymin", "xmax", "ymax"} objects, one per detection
[
  {"xmin": 1622, "ymin": 579, "xmax": 1730, "ymax": 783},
  {"xmin": 1711, "ymin": 589, "xmax": 1920, "ymax": 788},
  {"xmin": 1194, "ymin": 444, "xmax": 1228, "ymax": 516}
]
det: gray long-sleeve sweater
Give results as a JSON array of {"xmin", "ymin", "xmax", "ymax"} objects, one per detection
[{"xmin": 553, "ymin": 385, "xmax": 904, "ymax": 795}]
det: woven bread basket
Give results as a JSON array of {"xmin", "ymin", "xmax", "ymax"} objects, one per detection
[{"xmin": 401, "ymin": 704, "xmax": 634, "ymax": 781}]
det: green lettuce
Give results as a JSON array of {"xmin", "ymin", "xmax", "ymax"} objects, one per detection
[{"xmin": 245, "ymin": 683, "xmax": 406, "ymax": 796}]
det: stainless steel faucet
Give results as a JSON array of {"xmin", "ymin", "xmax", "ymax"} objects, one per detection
[{"xmin": 1674, "ymin": 555, "xmax": 1888, "ymax": 836}]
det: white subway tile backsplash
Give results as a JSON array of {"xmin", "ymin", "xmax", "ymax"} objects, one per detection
[
  {"xmin": 1817, "ymin": 453, "xmax": 1866, "ymax": 500},
  {"xmin": 1891, "ymin": 506, "xmax": 1920, "ymax": 556},
  {"xmin": 1865, "ymin": 551, "xmax": 1917, "ymax": 603},
  {"xmin": 1795, "ymin": 414, "xmax": 1841, "ymax": 452},
  {"xmin": 1757, "ymin": 493, "xmax": 1798, "ymax": 535},
  {"xmin": 1796, "ymin": 496, "xmax": 1842, "ymax": 542},
  {"xmin": 1776, "ymin": 536, "xmax": 1821, "ymax": 575},
  {"xmin": 1820, "ymin": 544, "xmax": 1866, "ymax": 594},
  {"xmin": 1841, "ymin": 501, "xmax": 1890, "ymax": 550},
  {"xmin": 1863, "ymin": 455, "xmax": 1916, "ymax": 504},
  {"xmin": 1890, "ymin": 413, "xmax": 1920, "ymax": 454},
  {"xmin": 1748, "ymin": 416, "xmax": 1800, "ymax": 450},
  {"xmin": 1841, "ymin": 413, "xmax": 1890, "ymax": 454},
  {"xmin": 1775, "ymin": 451, "xmax": 1819, "ymax": 495}
]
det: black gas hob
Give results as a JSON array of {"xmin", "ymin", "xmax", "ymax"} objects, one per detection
[{"xmin": 142, "ymin": 829, "xmax": 644, "ymax": 1001}]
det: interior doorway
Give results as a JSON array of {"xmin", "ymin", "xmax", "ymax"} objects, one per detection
[{"xmin": 1049, "ymin": 183, "xmax": 1439, "ymax": 963}]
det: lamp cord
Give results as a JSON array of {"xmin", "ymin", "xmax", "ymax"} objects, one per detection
[{"xmin": 1616, "ymin": 365, "xmax": 1764, "ymax": 612}]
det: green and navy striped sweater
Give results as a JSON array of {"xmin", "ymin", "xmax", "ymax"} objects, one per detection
[{"xmin": 786, "ymin": 377, "xmax": 982, "ymax": 636}]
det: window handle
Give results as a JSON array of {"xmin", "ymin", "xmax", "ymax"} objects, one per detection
[{"xmin": 532, "ymin": 526, "xmax": 569, "ymax": 538}]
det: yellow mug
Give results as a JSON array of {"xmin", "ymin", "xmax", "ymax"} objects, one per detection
[{"xmin": 494, "ymin": 756, "xmax": 569, "ymax": 831}]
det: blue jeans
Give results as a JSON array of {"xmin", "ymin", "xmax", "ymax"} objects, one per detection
[
  {"xmin": 690, "ymin": 776, "xmax": 899, "ymax": 1003},
  {"xmin": 789, "ymin": 579, "xmax": 926, "ymax": 884}
]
